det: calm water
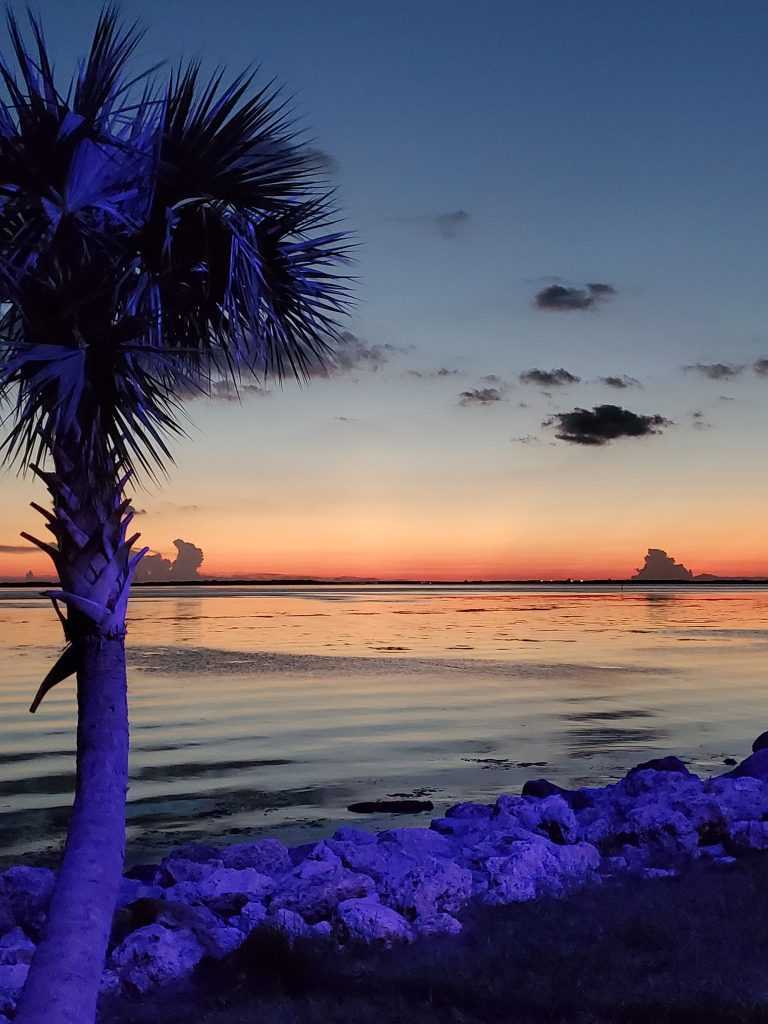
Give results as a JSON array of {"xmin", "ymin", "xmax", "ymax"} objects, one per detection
[{"xmin": 1, "ymin": 583, "xmax": 767, "ymax": 865}]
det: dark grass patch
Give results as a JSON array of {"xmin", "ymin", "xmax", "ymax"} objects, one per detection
[{"xmin": 101, "ymin": 856, "xmax": 768, "ymax": 1024}]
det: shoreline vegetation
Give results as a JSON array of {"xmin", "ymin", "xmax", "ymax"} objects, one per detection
[{"xmin": 5, "ymin": 746, "xmax": 768, "ymax": 1021}]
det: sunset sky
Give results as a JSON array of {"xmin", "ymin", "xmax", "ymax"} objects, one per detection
[{"xmin": 3, "ymin": 1, "xmax": 768, "ymax": 580}]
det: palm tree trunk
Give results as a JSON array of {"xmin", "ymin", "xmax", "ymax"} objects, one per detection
[
  {"xmin": 15, "ymin": 636, "xmax": 129, "ymax": 1024},
  {"xmin": 13, "ymin": 450, "xmax": 145, "ymax": 1024}
]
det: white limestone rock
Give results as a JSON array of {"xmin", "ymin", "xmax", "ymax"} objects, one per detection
[
  {"xmin": 270, "ymin": 856, "xmax": 375, "ymax": 923},
  {"xmin": 110, "ymin": 924, "xmax": 205, "ymax": 994},
  {"xmin": 231, "ymin": 899, "xmax": 268, "ymax": 935},
  {"xmin": 220, "ymin": 838, "xmax": 292, "ymax": 875},
  {"xmin": 335, "ymin": 897, "xmax": 413, "ymax": 946},
  {"xmin": 379, "ymin": 856, "xmax": 472, "ymax": 920}
]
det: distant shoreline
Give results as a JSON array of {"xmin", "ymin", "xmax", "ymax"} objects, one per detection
[{"xmin": 2, "ymin": 577, "xmax": 768, "ymax": 588}]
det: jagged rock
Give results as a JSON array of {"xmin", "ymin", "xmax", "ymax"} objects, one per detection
[
  {"xmin": 415, "ymin": 912, "xmax": 462, "ymax": 936},
  {"xmin": 195, "ymin": 867, "xmax": 274, "ymax": 901},
  {"xmin": 0, "ymin": 962, "xmax": 30, "ymax": 1009},
  {"xmin": 707, "ymin": 776, "xmax": 768, "ymax": 823},
  {"xmin": 335, "ymin": 898, "xmax": 413, "ymax": 945},
  {"xmin": 0, "ymin": 866, "xmax": 55, "ymax": 939},
  {"xmin": 379, "ymin": 857, "xmax": 472, "ymax": 920},
  {"xmin": 0, "ymin": 927, "xmax": 35, "ymax": 965},
  {"xmin": 109, "ymin": 924, "xmax": 205, "ymax": 994},
  {"xmin": 444, "ymin": 802, "xmax": 493, "ymax": 820},
  {"xmin": 267, "ymin": 908, "xmax": 310, "ymax": 942},
  {"xmin": 270, "ymin": 857, "xmax": 375, "ymax": 923},
  {"xmin": 201, "ymin": 925, "xmax": 245, "ymax": 959},
  {"xmin": 231, "ymin": 899, "xmax": 267, "ymax": 935},
  {"xmin": 117, "ymin": 877, "xmax": 163, "ymax": 908},
  {"xmin": 156, "ymin": 857, "xmax": 222, "ymax": 886},
  {"xmin": 627, "ymin": 756, "xmax": 691, "ymax": 777},
  {"xmin": 220, "ymin": 838, "xmax": 291, "ymax": 875},
  {"xmin": 729, "ymin": 820, "xmax": 768, "ymax": 851},
  {"xmin": 624, "ymin": 804, "xmax": 698, "ymax": 856},
  {"xmin": 378, "ymin": 828, "xmax": 455, "ymax": 859},
  {"xmin": 641, "ymin": 867, "xmax": 679, "ymax": 880},
  {"xmin": 521, "ymin": 779, "xmax": 593, "ymax": 810},
  {"xmin": 722, "ymin": 749, "xmax": 768, "ymax": 781}
]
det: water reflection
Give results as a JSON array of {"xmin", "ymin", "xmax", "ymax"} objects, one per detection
[{"xmin": 1, "ymin": 584, "xmax": 767, "ymax": 864}]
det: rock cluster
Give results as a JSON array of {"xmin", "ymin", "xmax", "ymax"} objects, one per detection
[{"xmin": 2, "ymin": 750, "xmax": 768, "ymax": 1009}]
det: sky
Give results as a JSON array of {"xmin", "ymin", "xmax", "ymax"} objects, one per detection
[{"xmin": 2, "ymin": 0, "xmax": 768, "ymax": 580}]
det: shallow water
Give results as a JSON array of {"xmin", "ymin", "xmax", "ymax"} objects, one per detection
[{"xmin": 1, "ymin": 583, "xmax": 767, "ymax": 865}]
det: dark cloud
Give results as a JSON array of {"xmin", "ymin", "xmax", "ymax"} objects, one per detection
[
  {"xmin": 180, "ymin": 378, "xmax": 268, "ymax": 402},
  {"xmin": 0, "ymin": 543, "xmax": 36, "ymax": 553},
  {"xmin": 479, "ymin": 373, "xmax": 504, "ymax": 385},
  {"xmin": 459, "ymin": 387, "xmax": 505, "ymax": 407},
  {"xmin": 321, "ymin": 331, "xmax": 405, "ymax": 375},
  {"xmin": 684, "ymin": 362, "xmax": 743, "ymax": 380},
  {"xmin": 302, "ymin": 146, "xmax": 340, "ymax": 175},
  {"xmin": 753, "ymin": 359, "xmax": 768, "ymax": 376},
  {"xmin": 691, "ymin": 410, "xmax": 712, "ymax": 430},
  {"xmin": 405, "ymin": 367, "xmax": 462, "ymax": 379},
  {"xmin": 546, "ymin": 404, "xmax": 671, "ymax": 446},
  {"xmin": 390, "ymin": 209, "xmax": 471, "ymax": 239},
  {"xmin": 534, "ymin": 282, "xmax": 616, "ymax": 312},
  {"xmin": 600, "ymin": 375, "xmax": 640, "ymax": 389},
  {"xmin": 633, "ymin": 548, "xmax": 693, "ymax": 582},
  {"xmin": 519, "ymin": 367, "xmax": 581, "ymax": 387},
  {"xmin": 135, "ymin": 538, "xmax": 204, "ymax": 583}
]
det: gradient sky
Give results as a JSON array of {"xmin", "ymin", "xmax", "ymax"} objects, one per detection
[{"xmin": 3, "ymin": 0, "xmax": 768, "ymax": 580}]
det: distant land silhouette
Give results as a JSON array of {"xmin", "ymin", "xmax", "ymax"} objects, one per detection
[{"xmin": 3, "ymin": 542, "xmax": 766, "ymax": 586}]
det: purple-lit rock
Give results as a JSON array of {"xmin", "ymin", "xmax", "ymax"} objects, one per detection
[
  {"xmin": 109, "ymin": 924, "xmax": 206, "ymax": 994},
  {"xmin": 335, "ymin": 898, "xmax": 413, "ymax": 945}
]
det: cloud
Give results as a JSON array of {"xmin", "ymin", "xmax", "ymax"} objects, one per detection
[
  {"xmin": 691, "ymin": 410, "xmax": 712, "ymax": 430},
  {"xmin": 135, "ymin": 538, "xmax": 204, "ymax": 583},
  {"xmin": 519, "ymin": 367, "xmax": 581, "ymax": 387},
  {"xmin": 510, "ymin": 434, "xmax": 542, "ymax": 445},
  {"xmin": 390, "ymin": 209, "xmax": 471, "ymax": 240},
  {"xmin": 684, "ymin": 362, "xmax": 743, "ymax": 380},
  {"xmin": 0, "ymin": 543, "xmax": 36, "ymax": 554},
  {"xmin": 133, "ymin": 508, "xmax": 148, "ymax": 516},
  {"xmin": 633, "ymin": 548, "xmax": 693, "ymax": 581},
  {"xmin": 405, "ymin": 367, "xmax": 462, "ymax": 379},
  {"xmin": 534, "ymin": 282, "xmax": 616, "ymax": 312},
  {"xmin": 180, "ymin": 378, "xmax": 268, "ymax": 402},
  {"xmin": 600, "ymin": 375, "xmax": 640, "ymax": 389},
  {"xmin": 320, "ymin": 331, "xmax": 405, "ymax": 376},
  {"xmin": 546, "ymin": 404, "xmax": 672, "ymax": 445},
  {"xmin": 754, "ymin": 359, "xmax": 768, "ymax": 376},
  {"xmin": 459, "ymin": 387, "xmax": 505, "ymax": 407}
]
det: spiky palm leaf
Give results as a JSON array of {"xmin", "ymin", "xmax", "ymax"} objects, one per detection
[{"xmin": 0, "ymin": 6, "xmax": 352, "ymax": 482}]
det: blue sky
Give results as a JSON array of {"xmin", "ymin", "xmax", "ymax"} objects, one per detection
[{"xmin": 3, "ymin": 1, "xmax": 768, "ymax": 579}]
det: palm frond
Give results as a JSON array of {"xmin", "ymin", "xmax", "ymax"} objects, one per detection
[{"xmin": 0, "ymin": 6, "xmax": 353, "ymax": 480}]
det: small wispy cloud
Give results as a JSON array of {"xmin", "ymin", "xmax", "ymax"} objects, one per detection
[
  {"xmin": 683, "ymin": 362, "xmax": 744, "ymax": 380},
  {"xmin": 600, "ymin": 374, "xmax": 640, "ymax": 389},
  {"xmin": 520, "ymin": 367, "xmax": 580, "ymax": 387},
  {"xmin": 534, "ymin": 282, "xmax": 616, "ymax": 312}
]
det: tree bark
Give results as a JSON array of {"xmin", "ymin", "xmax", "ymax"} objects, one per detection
[{"xmin": 14, "ymin": 636, "xmax": 129, "ymax": 1024}]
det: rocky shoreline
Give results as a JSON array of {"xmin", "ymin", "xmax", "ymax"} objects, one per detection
[{"xmin": 3, "ymin": 744, "xmax": 768, "ymax": 1017}]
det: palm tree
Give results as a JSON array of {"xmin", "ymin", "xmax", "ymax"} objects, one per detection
[{"xmin": 0, "ymin": 9, "xmax": 351, "ymax": 1023}]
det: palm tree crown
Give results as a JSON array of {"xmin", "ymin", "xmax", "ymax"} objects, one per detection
[{"xmin": 0, "ymin": 6, "xmax": 352, "ymax": 482}]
